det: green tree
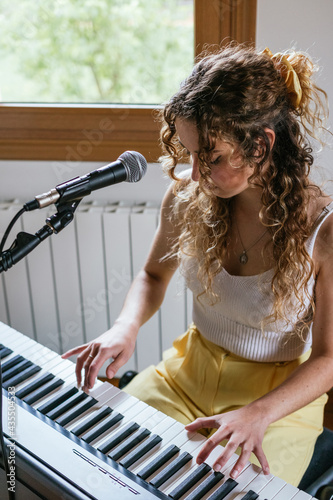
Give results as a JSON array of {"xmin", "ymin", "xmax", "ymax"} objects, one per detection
[{"xmin": 0, "ymin": 0, "xmax": 193, "ymax": 103}]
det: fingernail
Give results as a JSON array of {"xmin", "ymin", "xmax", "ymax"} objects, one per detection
[
  {"xmin": 214, "ymin": 464, "xmax": 221, "ymax": 472},
  {"xmin": 230, "ymin": 468, "xmax": 239, "ymax": 479}
]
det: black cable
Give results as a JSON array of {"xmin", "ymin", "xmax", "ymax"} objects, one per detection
[
  {"xmin": 0, "ymin": 206, "xmax": 28, "ymax": 498},
  {"xmin": 0, "ymin": 207, "xmax": 27, "ymax": 255}
]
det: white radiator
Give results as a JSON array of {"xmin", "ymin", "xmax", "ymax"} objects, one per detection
[{"xmin": 0, "ymin": 200, "xmax": 192, "ymax": 376}]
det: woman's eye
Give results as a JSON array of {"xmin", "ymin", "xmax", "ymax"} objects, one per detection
[{"xmin": 211, "ymin": 155, "xmax": 222, "ymax": 165}]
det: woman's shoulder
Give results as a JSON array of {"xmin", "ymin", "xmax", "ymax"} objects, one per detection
[{"xmin": 311, "ymin": 193, "xmax": 333, "ymax": 270}]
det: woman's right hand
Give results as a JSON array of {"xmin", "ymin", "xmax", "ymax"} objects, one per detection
[{"xmin": 61, "ymin": 320, "xmax": 138, "ymax": 390}]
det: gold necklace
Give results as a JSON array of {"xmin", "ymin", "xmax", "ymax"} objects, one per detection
[{"xmin": 235, "ymin": 221, "xmax": 268, "ymax": 265}]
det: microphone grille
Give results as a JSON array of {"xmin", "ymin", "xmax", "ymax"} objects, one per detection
[{"xmin": 119, "ymin": 151, "xmax": 148, "ymax": 183}]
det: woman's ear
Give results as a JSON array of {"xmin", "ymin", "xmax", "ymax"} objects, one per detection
[
  {"xmin": 264, "ymin": 128, "xmax": 275, "ymax": 150},
  {"xmin": 253, "ymin": 128, "xmax": 275, "ymax": 159}
]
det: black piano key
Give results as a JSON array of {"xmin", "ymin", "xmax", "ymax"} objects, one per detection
[
  {"xmin": 82, "ymin": 411, "xmax": 124, "ymax": 443},
  {"xmin": 185, "ymin": 471, "xmax": 224, "ymax": 500},
  {"xmin": 2, "ymin": 364, "xmax": 41, "ymax": 390},
  {"xmin": 137, "ymin": 444, "xmax": 180, "ymax": 481},
  {"xmin": 23, "ymin": 377, "xmax": 65, "ymax": 405},
  {"xmin": 241, "ymin": 490, "xmax": 259, "ymax": 500},
  {"xmin": 45, "ymin": 391, "xmax": 88, "ymax": 420},
  {"xmin": 15, "ymin": 372, "xmax": 55, "ymax": 399},
  {"xmin": 55, "ymin": 396, "xmax": 98, "ymax": 427},
  {"xmin": 37, "ymin": 385, "xmax": 78, "ymax": 414},
  {"xmin": 208, "ymin": 477, "xmax": 238, "ymax": 499},
  {"xmin": 2, "ymin": 359, "xmax": 32, "ymax": 382},
  {"xmin": 97, "ymin": 422, "xmax": 140, "ymax": 455},
  {"xmin": 168, "ymin": 462, "xmax": 212, "ymax": 500},
  {"xmin": 71, "ymin": 406, "xmax": 113, "ymax": 437},
  {"xmin": 1, "ymin": 354, "xmax": 24, "ymax": 372},
  {"xmin": 0, "ymin": 347, "xmax": 12, "ymax": 359},
  {"xmin": 109, "ymin": 427, "xmax": 151, "ymax": 462},
  {"xmin": 119, "ymin": 433, "xmax": 162, "ymax": 469},
  {"xmin": 149, "ymin": 451, "xmax": 192, "ymax": 489}
]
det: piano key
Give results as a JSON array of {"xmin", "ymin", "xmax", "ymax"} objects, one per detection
[
  {"xmin": 137, "ymin": 443, "xmax": 180, "ymax": 480},
  {"xmin": 108, "ymin": 427, "xmax": 151, "ymax": 461},
  {"xmin": 211, "ymin": 463, "xmax": 259, "ymax": 499},
  {"xmin": 15, "ymin": 372, "xmax": 55, "ymax": 399},
  {"xmin": 237, "ymin": 467, "xmax": 273, "ymax": 496},
  {"xmin": 256, "ymin": 476, "xmax": 287, "ymax": 499},
  {"xmin": 1, "ymin": 354, "xmax": 25, "ymax": 372},
  {"xmin": 207, "ymin": 477, "xmax": 238, "ymax": 499},
  {"xmin": 239, "ymin": 489, "xmax": 259, "ymax": 500},
  {"xmin": 63, "ymin": 384, "xmax": 125, "ymax": 432},
  {"xmin": 91, "ymin": 400, "xmax": 151, "ymax": 449},
  {"xmin": 162, "ymin": 447, "xmax": 238, "ymax": 498},
  {"xmin": 23, "ymin": 377, "xmax": 65, "ymax": 405},
  {"xmin": 119, "ymin": 433, "xmax": 162, "ymax": 469},
  {"xmin": 267, "ymin": 483, "xmax": 304, "ymax": 500},
  {"xmin": 2, "ymin": 358, "xmax": 33, "ymax": 381},
  {"xmin": 291, "ymin": 490, "xmax": 313, "ymax": 499},
  {"xmin": 55, "ymin": 395, "xmax": 98, "ymax": 427},
  {"xmin": 97, "ymin": 421, "xmax": 140, "ymax": 454},
  {"xmin": 70, "ymin": 405, "xmax": 113, "ymax": 436},
  {"xmin": 0, "ymin": 346, "xmax": 12, "ymax": 359},
  {"xmin": 149, "ymin": 451, "xmax": 193, "ymax": 488},
  {"xmin": 184, "ymin": 471, "xmax": 225, "ymax": 500},
  {"xmin": 81, "ymin": 411, "xmax": 124, "ymax": 443},
  {"xmin": 130, "ymin": 420, "xmax": 192, "ymax": 476},
  {"xmin": 2, "ymin": 363, "xmax": 42, "ymax": 389},
  {"xmin": 168, "ymin": 462, "xmax": 211, "ymax": 499},
  {"xmin": 45, "ymin": 391, "xmax": 89, "ymax": 420},
  {"xmin": 37, "ymin": 385, "xmax": 79, "ymax": 414},
  {"xmin": 155, "ymin": 430, "xmax": 211, "ymax": 494}
]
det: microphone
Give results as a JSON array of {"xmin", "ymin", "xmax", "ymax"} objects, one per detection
[{"xmin": 25, "ymin": 151, "xmax": 148, "ymax": 210}]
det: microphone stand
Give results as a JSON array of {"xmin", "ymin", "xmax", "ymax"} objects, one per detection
[
  {"xmin": 0, "ymin": 199, "xmax": 81, "ymax": 274},
  {"xmin": 0, "ymin": 198, "xmax": 81, "ymax": 499}
]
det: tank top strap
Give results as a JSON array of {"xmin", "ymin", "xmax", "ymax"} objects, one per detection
[{"xmin": 307, "ymin": 201, "xmax": 333, "ymax": 257}]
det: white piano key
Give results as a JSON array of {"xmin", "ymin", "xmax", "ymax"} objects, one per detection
[
  {"xmin": 236, "ymin": 467, "xmax": 274, "ymax": 498},
  {"xmin": 0, "ymin": 325, "xmax": 24, "ymax": 342},
  {"xmin": 291, "ymin": 490, "xmax": 313, "ymax": 499},
  {"xmin": 88, "ymin": 381, "xmax": 120, "ymax": 400},
  {"xmin": 269, "ymin": 483, "xmax": 301, "ymax": 499},
  {"xmin": 257, "ymin": 475, "xmax": 287, "ymax": 499},
  {"xmin": 2, "ymin": 335, "xmax": 34, "ymax": 352}
]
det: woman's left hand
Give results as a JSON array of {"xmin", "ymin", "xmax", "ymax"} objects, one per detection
[{"xmin": 185, "ymin": 405, "xmax": 270, "ymax": 479}]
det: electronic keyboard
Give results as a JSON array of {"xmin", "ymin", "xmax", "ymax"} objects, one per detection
[{"xmin": 0, "ymin": 322, "xmax": 317, "ymax": 499}]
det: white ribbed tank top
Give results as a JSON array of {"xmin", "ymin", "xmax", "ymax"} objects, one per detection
[{"xmin": 181, "ymin": 202, "xmax": 333, "ymax": 362}]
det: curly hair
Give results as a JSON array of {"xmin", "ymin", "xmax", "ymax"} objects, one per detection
[{"xmin": 159, "ymin": 44, "xmax": 329, "ymax": 335}]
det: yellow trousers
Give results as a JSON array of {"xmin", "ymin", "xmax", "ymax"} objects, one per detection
[{"xmin": 124, "ymin": 324, "xmax": 327, "ymax": 486}]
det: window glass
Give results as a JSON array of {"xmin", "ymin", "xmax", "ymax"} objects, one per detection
[{"xmin": 0, "ymin": 0, "xmax": 193, "ymax": 104}]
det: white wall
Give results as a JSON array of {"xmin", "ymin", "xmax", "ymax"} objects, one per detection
[{"xmin": 256, "ymin": 0, "xmax": 333, "ymax": 192}]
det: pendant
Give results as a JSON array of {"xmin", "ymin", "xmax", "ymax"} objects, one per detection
[{"xmin": 239, "ymin": 251, "xmax": 248, "ymax": 265}]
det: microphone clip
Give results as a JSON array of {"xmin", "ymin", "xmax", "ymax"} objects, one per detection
[{"xmin": 46, "ymin": 199, "xmax": 81, "ymax": 234}]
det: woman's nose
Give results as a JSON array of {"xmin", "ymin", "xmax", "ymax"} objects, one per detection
[{"xmin": 191, "ymin": 155, "xmax": 200, "ymax": 182}]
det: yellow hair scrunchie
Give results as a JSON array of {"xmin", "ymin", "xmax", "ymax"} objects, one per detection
[{"xmin": 262, "ymin": 47, "xmax": 302, "ymax": 109}]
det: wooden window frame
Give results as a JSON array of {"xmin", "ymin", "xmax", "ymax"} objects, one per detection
[{"xmin": 0, "ymin": 0, "xmax": 257, "ymax": 163}]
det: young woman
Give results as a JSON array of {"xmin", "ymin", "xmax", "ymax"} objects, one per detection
[{"xmin": 62, "ymin": 45, "xmax": 333, "ymax": 486}]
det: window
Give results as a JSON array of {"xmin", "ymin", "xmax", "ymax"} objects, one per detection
[{"xmin": 0, "ymin": 0, "xmax": 257, "ymax": 162}]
